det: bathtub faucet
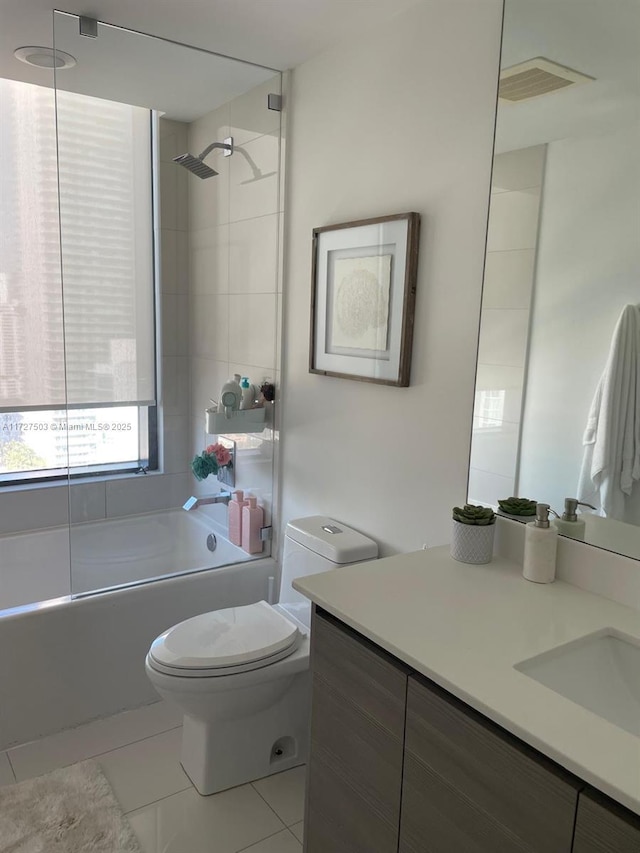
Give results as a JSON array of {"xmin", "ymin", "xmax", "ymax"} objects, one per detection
[{"xmin": 183, "ymin": 491, "xmax": 232, "ymax": 511}]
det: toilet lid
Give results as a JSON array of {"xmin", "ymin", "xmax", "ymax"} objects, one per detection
[{"xmin": 149, "ymin": 600, "xmax": 301, "ymax": 670}]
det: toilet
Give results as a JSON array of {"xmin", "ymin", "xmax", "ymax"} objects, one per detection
[{"xmin": 145, "ymin": 516, "xmax": 378, "ymax": 795}]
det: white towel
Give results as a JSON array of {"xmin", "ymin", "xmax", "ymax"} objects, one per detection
[{"xmin": 577, "ymin": 304, "xmax": 640, "ymax": 521}]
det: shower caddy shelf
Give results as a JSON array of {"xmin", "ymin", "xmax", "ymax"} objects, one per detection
[{"xmin": 205, "ymin": 406, "xmax": 267, "ymax": 435}]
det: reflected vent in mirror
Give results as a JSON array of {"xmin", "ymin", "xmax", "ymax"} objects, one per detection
[{"xmin": 499, "ymin": 57, "xmax": 595, "ymax": 102}]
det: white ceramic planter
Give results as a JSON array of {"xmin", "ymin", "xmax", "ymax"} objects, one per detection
[{"xmin": 450, "ymin": 520, "xmax": 495, "ymax": 565}]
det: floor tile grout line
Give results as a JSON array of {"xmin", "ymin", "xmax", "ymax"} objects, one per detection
[
  {"xmin": 287, "ymin": 825, "xmax": 303, "ymax": 846},
  {"xmin": 122, "ymin": 780, "xmax": 194, "ymax": 816},
  {"xmin": 4, "ymin": 750, "xmax": 17, "ymax": 783},
  {"xmin": 250, "ymin": 782, "xmax": 291, "ymax": 829},
  {"xmin": 235, "ymin": 825, "xmax": 294, "ymax": 853},
  {"xmin": 8, "ymin": 724, "xmax": 183, "ymax": 783}
]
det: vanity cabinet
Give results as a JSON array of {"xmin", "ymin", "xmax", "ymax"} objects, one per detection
[
  {"xmin": 573, "ymin": 790, "xmax": 640, "ymax": 853},
  {"xmin": 304, "ymin": 607, "xmax": 640, "ymax": 853},
  {"xmin": 304, "ymin": 609, "xmax": 409, "ymax": 853},
  {"xmin": 400, "ymin": 674, "xmax": 580, "ymax": 852}
]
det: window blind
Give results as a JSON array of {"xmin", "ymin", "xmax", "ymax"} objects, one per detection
[{"xmin": 0, "ymin": 79, "xmax": 156, "ymax": 412}]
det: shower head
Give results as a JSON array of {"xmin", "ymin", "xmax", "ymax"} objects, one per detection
[
  {"xmin": 173, "ymin": 136, "xmax": 233, "ymax": 179},
  {"xmin": 173, "ymin": 152, "xmax": 219, "ymax": 179}
]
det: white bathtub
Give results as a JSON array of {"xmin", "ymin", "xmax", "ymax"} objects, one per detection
[
  {"xmin": 0, "ymin": 510, "xmax": 275, "ymax": 750},
  {"xmin": 0, "ymin": 509, "xmax": 253, "ymax": 612}
]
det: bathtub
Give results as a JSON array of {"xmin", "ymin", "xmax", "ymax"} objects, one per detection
[
  {"xmin": 0, "ymin": 509, "xmax": 254, "ymax": 611},
  {"xmin": 0, "ymin": 510, "xmax": 276, "ymax": 750}
]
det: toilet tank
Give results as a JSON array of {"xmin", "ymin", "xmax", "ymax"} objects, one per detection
[{"xmin": 279, "ymin": 516, "xmax": 378, "ymax": 614}]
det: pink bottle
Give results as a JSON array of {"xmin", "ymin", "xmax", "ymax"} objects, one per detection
[
  {"xmin": 241, "ymin": 496, "xmax": 264, "ymax": 554},
  {"xmin": 228, "ymin": 490, "xmax": 248, "ymax": 547}
]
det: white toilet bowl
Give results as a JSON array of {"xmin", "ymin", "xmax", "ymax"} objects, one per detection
[
  {"xmin": 145, "ymin": 601, "xmax": 311, "ymax": 795},
  {"xmin": 145, "ymin": 517, "xmax": 378, "ymax": 796}
]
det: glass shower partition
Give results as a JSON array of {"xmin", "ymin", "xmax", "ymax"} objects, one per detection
[{"xmin": 52, "ymin": 11, "xmax": 283, "ymax": 598}]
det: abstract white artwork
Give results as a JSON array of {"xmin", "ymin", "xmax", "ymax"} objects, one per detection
[{"xmin": 329, "ymin": 254, "xmax": 392, "ymax": 352}]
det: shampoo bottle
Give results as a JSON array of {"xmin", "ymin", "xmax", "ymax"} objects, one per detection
[
  {"xmin": 242, "ymin": 496, "xmax": 264, "ymax": 554},
  {"xmin": 552, "ymin": 498, "xmax": 597, "ymax": 541},
  {"xmin": 228, "ymin": 490, "xmax": 248, "ymax": 547},
  {"xmin": 523, "ymin": 503, "xmax": 558, "ymax": 584},
  {"xmin": 240, "ymin": 377, "xmax": 256, "ymax": 410}
]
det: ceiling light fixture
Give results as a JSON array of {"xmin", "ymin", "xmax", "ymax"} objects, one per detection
[{"xmin": 14, "ymin": 46, "xmax": 77, "ymax": 70}]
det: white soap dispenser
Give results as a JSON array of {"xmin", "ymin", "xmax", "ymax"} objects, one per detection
[
  {"xmin": 523, "ymin": 503, "xmax": 559, "ymax": 584},
  {"xmin": 552, "ymin": 498, "xmax": 597, "ymax": 541}
]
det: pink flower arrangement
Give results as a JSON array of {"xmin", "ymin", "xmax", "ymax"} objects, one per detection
[
  {"xmin": 191, "ymin": 442, "xmax": 232, "ymax": 481},
  {"xmin": 205, "ymin": 443, "xmax": 231, "ymax": 467}
]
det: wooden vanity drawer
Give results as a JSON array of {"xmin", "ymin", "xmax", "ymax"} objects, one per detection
[
  {"xmin": 310, "ymin": 608, "xmax": 408, "ymax": 732},
  {"xmin": 305, "ymin": 609, "xmax": 408, "ymax": 853},
  {"xmin": 573, "ymin": 790, "xmax": 640, "ymax": 853},
  {"xmin": 400, "ymin": 674, "xmax": 581, "ymax": 853}
]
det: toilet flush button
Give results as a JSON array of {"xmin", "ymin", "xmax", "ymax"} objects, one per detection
[{"xmin": 322, "ymin": 525, "xmax": 342, "ymax": 534}]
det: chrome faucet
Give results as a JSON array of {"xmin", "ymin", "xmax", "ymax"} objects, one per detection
[{"xmin": 183, "ymin": 491, "xmax": 232, "ymax": 511}]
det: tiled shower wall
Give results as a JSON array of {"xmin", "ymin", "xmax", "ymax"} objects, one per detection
[
  {"xmin": 468, "ymin": 145, "xmax": 544, "ymax": 507},
  {"xmin": 187, "ymin": 75, "xmax": 283, "ymax": 530}
]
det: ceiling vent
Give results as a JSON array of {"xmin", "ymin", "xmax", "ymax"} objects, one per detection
[{"xmin": 499, "ymin": 57, "xmax": 595, "ymax": 103}]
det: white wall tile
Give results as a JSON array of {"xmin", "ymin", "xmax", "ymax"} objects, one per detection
[
  {"xmin": 0, "ymin": 485, "xmax": 69, "ymax": 535},
  {"xmin": 159, "ymin": 164, "xmax": 178, "ymax": 231},
  {"xmin": 69, "ymin": 481, "xmax": 106, "ymax": 524},
  {"xmin": 190, "ymin": 358, "xmax": 229, "ymax": 420},
  {"xmin": 229, "ymin": 294, "xmax": 277, "ymax": 369},
  {"xmin": 229, "ymin": 214, "xmax": 279, "ymax": 293},
  {"xmin": 190, "ymin": 225, "xmax": 229, "ymax": 295},
  {"xmin": 230, "ymin": 134, "xmax": 279, "ymax": 222},
  {"xmin": 470, "ymin": 417, "xmax": 520, "ymax": 479},
  {"xmin": 162, "ymin": 294, "xmax": 188, "ymax": 357},
  {"xmin": 468, "ymin": 467, "xmax": 515, "ymax": 508},
  {"xmin": 162, "ymin": 356, "xmax": 189, "ymax": 418},
  {"xmin": 158, "ymin": 119, "xmax": 187, "ymax": 163},
  {"xmin": 163, "ymin": 415, "xmax": 190, "ymax": 474},
  {"xmin": 486, "ymin": 189, "xmax": 541, "ymax": 251},
  {"xmin": 474, "ymin": 363, "xmax": 524, "ymax": 424},
  {"xmin": 482, "ymin": 249, "xmax": 535, "ymax": 309},
  {"xmin": 191, "ymin": 294, "xmax": 229, "ymax": 361},
  {"xmin": 105, "ymin": 473, "xmax": 190, "ymax": 518},
  {"xmin": 229, "ymin": 74, "xmax": 282, "ymax": 147},
  {"xmin": 491, "ymin": 145, "xmax": 545, "ymax": 193},
  {"xmin": 477, "ymin": 309, "xmax": 529, "ymax": 367}
]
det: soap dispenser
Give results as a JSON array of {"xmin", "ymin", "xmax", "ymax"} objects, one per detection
[
  {"xmin": 523, "ymin": 503, "xmax": 559, "ymax": 584},
  {"xmin": 553, "ymin": 498, "xmax": 596, "ymax": 541}
]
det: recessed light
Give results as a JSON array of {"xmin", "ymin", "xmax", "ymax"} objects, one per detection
[{"xmin": 14, "ymin": 46, "xmax": 77, "ymax": 70}]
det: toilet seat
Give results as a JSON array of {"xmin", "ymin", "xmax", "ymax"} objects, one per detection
[{"xmin": 148, "ymin": 600, "xmax": 302, "ymax": 678}]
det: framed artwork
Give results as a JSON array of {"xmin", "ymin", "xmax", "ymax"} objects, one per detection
[{"xmin": 309, "ymin": 212, "xmax": 420, "ymax": 386}]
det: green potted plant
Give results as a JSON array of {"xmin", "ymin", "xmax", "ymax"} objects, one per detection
[
  {"xmin": 451, "ymin": 503, "xmax": 496, "ymax": 564},
  {"xmin": 497, "ymin": 497, "xmax": 537, "ymax": 518}
]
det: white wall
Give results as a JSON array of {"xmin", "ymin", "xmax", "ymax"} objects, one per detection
[
  {"xmin": 280, "ymin": 0, "xmax": 503, "ymax": 555},
  {"xmin": 187, "ymin": 76, "xmax": 283, "ymax": 534},
  {"xmin": 519, "ymin": 124, "xmax": 640, "ymax": 514}
]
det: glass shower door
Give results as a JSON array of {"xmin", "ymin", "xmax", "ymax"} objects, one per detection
[{"xmin": 53, "ymin": 11, "xmax": 283, "ymax": 598}]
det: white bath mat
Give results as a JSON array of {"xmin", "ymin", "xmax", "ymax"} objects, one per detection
[{"xmin": 0, "ymin": 759, "xmax": 141, "ymax": 852}]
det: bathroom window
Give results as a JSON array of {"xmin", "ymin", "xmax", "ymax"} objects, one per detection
[{"xmin": 0, "ymin": 78, "xmax": 158, "ymax": 484}]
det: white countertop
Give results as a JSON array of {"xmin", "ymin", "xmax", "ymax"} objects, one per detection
[{"xmin": 292, "ymin": 546, "xmax": 640, "ymax": 815}]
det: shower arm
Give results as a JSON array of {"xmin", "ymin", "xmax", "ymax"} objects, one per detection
[{"xmin": 198, "ymin": 138, "xmax": 234, "ymax": 161}]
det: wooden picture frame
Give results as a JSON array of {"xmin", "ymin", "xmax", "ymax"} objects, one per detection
[{"xmin": 309, "ymin": 212, "xmax": 420, "ymax": 386}]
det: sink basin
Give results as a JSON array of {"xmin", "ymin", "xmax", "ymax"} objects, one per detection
[{"xmin": 515, "ymin": 629, "xmax": 640, "ymax": 737}]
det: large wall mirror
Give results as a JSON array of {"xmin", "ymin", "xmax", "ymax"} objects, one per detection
[{"xmin": 470, "ymin": 0, "xmax": 640, "ymax": 560}]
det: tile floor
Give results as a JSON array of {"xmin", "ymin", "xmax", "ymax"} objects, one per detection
[{"xmin": 1, "ymin": 701, "xmax": 306, "ymax": 852}]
